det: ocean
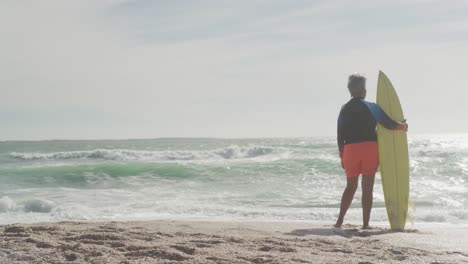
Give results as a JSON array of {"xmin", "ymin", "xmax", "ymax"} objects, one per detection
[{"xmin": 0, "ymin": 135, "xmax": 467, "ymax": 226}]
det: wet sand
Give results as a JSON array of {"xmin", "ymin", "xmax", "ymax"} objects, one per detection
[{"xmin": 1, "ymin": 221, "xmax": 467, "ymax": 263}]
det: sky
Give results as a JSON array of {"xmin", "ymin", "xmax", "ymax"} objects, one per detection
[{"xmin": 1, "ymin": 0, "xmax": 468, "ymax": 140}]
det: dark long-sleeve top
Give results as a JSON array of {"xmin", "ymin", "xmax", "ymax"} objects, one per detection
[{"xmin": 337, "ymin": 97, "xmax": 400, "ymax": 158}]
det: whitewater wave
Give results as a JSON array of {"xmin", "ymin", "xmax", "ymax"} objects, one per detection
[
  {"xmin": 10, "ymin": 145, "xmax": 278, "ymax": 162},
  {"xmin": 0, "ymin": 196, "xmax": 53, "ymax": 213},
  {"xmin": 0, "ymin": 196, "xmax": 16, "ymax": 212}
]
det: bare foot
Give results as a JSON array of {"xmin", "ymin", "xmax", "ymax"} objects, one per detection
[
  {"xmin": 334, "ymin": 222, "xmax": 343, "ymax": 228},
  {"xmin": 362, "ymin": 225, "xmax": 372, "ymax": 230}
]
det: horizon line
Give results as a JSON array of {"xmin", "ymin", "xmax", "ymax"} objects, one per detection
[{"xmin": 1, "ymin": 132, "xmax": 467, "ymax": 143}]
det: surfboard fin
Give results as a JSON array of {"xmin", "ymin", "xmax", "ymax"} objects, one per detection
[
  {"xmin": 406, "ymin": 200, "xmax": 415, "ymax": 225},
  {"xmin": 408, "ymin": 200, "xmax": 416, "ymax": 211},
  {"xmin": 406, "ymin": 213, "xmax": 414, "ymax": 226}
]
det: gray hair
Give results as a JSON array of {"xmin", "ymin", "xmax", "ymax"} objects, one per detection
[{"xmin": 347, "ymin": 73, "xmax": 366, "ymax": 95}]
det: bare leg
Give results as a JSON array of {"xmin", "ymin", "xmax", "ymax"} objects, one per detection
[
  {"xmin": 361, "ymin": 174, "xmax": 375, "ymax": 228},
  {"xmin": 335, "ymin": 176, "xmax": 359, "ymax": 228}
]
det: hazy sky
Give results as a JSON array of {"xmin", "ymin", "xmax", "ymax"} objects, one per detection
[{"xmin": 1, "ymin": 0, "xmax": 468, "ymax": 140}]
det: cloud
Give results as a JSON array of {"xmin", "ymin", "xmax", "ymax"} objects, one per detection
[{"xmin": 0, "ymin": 1, "xmax": 468, "ymax": 139}]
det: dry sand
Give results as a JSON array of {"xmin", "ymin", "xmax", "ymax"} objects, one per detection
[{"xmin": 1, "ymin": 220, "xmax": 467, "ymax": 263}]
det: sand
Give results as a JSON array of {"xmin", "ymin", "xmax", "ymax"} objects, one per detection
[{"xmin": 1, "ymin": 220, "xmax": 467, "ymax": 264}]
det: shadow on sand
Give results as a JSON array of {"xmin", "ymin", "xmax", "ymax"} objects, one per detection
[{"xmin": 285, "ymin": 225, "xmax": 418, "ymax": 239}]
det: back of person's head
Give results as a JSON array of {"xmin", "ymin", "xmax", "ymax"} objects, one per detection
[{"xmin": 347, "ymin": 73, "xmax": 366, "ymax": 97}]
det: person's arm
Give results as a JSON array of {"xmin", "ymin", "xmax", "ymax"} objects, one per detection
[
  {"xmin": 363, "ymin": 101, "xmax": 408, "ymax": 131},
  {"xmin": 337, "ymin": 109, "xmax": 345, "ymax": 167}
]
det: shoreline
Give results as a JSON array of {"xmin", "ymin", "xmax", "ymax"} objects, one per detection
[{"xmin": 1, "ymin": 220, "xmax": 467, "ymax": 263}]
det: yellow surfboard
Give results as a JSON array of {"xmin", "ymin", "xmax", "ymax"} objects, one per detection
[{"xmin": 376, "ymin": 71, "xmax": 410, "ymax": 230}]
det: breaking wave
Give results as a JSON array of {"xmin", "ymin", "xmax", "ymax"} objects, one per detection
[{"xmin": 10, "ymin": 145, "xmax": 278, "ymax": 161}]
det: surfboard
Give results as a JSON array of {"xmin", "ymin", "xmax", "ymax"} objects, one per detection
[{"xmin": 376, "ymin": 70, "xmax": 410, "ymax": 230}]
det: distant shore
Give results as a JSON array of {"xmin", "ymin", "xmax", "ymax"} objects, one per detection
[{"xmin": 1, "ymin": 220, "xmax": 467, "ymax": 263}]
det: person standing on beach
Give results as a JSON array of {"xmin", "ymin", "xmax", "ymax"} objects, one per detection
[{"xmin": 335, "ymin": 74, "xmax": 408, "ymax": 229}]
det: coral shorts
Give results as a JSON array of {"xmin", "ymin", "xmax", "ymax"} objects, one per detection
[{"xmin": 343, "ymin": 141, "xmax": 379, "ymax": 177}]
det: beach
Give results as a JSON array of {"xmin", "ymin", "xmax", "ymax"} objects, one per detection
[
  {"xmin": 1, "ymin": 220, "xmax": 468, "ymax": 263},
  {"xmin": 1, "ymin": 137, "xmax": 467, "ymax": 263},
  {"xmin": 3, "ymin": 0, "xmax": 468, "ymax": 262}
]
